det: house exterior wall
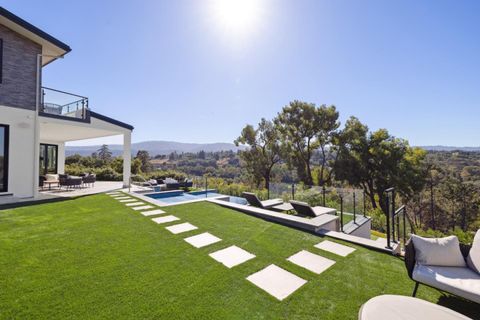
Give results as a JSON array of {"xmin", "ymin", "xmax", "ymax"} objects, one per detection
[
  {"xmin": 0, "ymin": 24, "xmax": 41, "ymax": 110},
  {"xmin": 0, "ymin": 104, "xmax": 36, "ymax": 197}
]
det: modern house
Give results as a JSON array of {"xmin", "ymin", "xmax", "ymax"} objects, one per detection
[{"xmin": 0, "ymin": 7, "xmax": 133, "ymax": 199}]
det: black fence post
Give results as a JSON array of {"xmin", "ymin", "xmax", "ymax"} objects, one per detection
[
  {"xmin": 353, "ymin": 191, "xmax": 356, "ymax": 223},
  {"xmin": 340, "ymin": 195, "xmax": 344, "ymax": 232},
  {"xmin": 292, "ymin": 184, "xmax": 295, "ymax": 200},
  {"xmin": 386, "ymin": 193, "xmax": 391, "ymax": 249},
  {"xmin": 363, "ymin": 189, "xmax": 366, "ymax": 217},
  {"xmin": 403, "ymin": 207, "xmax": 407, "ymax": 245},
  {"xmin": 205, "ymin": 176, "xmax": 208, "ymax": 197},
  {"xmin": 391, "ymin": 189, "xmax": 396, "ymax": 242},
  {"xmin": 322, "ymin": 186, "xmax": 326, "ymax": 206}
]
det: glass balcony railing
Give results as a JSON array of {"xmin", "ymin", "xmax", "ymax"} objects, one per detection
[{"xmin": 40, "ymin": 87, "xmax": 89, "ymax": 120}]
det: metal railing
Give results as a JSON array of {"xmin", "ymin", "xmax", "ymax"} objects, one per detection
[
  {"xmin": 40, "ymin": 87, "xmax": 89, "ymax": 120},
  {"xmin": 385, "ymin": 187, "xmax": 414, "ymax": 249}
]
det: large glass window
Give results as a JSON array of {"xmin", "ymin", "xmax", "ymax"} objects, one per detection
[
  {"xmin": 0, "ymin": 125, "xmax": 9, "ymax": 192},
  {"xmin": 39, "ymin": 144, "xmax": 58, "ymax": 175}
]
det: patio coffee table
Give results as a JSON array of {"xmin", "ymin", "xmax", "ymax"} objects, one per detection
[{"xmin": 359, "ymin": 295, "xmax": 471, "ymax": 320}]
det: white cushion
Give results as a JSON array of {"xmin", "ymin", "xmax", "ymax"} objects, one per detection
[
  {"xmin": 413, "ymin": 264, "xmax": 480, "ymax": 304},
  {"xmin": 45, "ymin": 174, "xmax": 59, "ymax": 181},
  {"xmin": 467, "ymin": 229, "xmax": 480, "ymax": 274},
  {"xmin": 411, "ymin": 234, "xmax": 466, "ymax": 267}
]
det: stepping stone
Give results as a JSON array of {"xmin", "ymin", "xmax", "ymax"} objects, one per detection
[
  {"xmin": 184, "ymin": 232, "xmax": 222, "ymax": 248},
  {"xmin": 166, "ymin": 222, "xmax": 198, "ymax": 234},
  {"xmin": 209, "ymin": 245, "xmax": 255, "ymax": 268},
  {"xmin": 114, "ymin": 196, "xmax": 130, "ymax": 200},
  {"xmin": 246, "ymin": 264, "xmax": 307, "ymax": 301},
  {"xmin": 119, "ymin": 199, "xmax": 136, "ymax": 203},
  {"xmin": 141, "ymin": 209, "xmax": 166, "ymax": 216},
  {"xmin": 132, "ymin": 205, "xmax": 154, "ymax": 211},
  {"xmin": 126, "ymin": 202, "xmax": 144, "ymax": 206},
  {"xmin": 287, "ymin": 250, "xmax": 335, "ymax": 274},
  {"xmin": 314, "ymin": 240, "xmax": 356, "ymax": 257},
  {"xmin": 107, "ymin": 192, "xmax": 121, "ymax": 195},
  {"xmin": 152, "ymin": 215, "xmax": 180, "ymax": 224}
]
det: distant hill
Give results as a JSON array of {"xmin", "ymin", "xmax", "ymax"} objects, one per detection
[
  {"xmin": 66, "ymin": 140, "xmax": 244, "ymax": 156},
  {"xmin": 419, "ymin": 146, "xmax": 480, "ymax": 152}
]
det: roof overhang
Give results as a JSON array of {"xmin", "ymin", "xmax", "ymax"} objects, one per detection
[
  {"xmin": 0, "ymin": 7, "xmax": 71, "ymax": 66},
  {"xmin": 39, "ymin": 112, "xmax": 133, "ymax": 142}
]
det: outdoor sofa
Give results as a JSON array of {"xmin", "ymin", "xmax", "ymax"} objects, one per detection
[
  {"xmin": 242, "ymin": 192, "xmax": 283, "ymax": 209},
  {"xmin": 59, "ymin": 174, "xmax": 83, "ymax": 189},
  {"xmin": 289, "ymin": 200, "xmax": 337, "ymax": 218},
  {"xmin": 405, "ymin": 231, "xmax": 480, "ymax": 304}
]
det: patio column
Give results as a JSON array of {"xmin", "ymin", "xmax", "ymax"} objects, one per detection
[{"xmin": 123, "ymin": 131, "xmax": 131, "ymax": 188}]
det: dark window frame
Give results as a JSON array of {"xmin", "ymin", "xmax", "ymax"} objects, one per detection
[
  {"xmin": 0, "ymin": 38, "xmax": 3, "ymax": 83},
  {"xmin": 0, "ymin": 124, "xmax": 9, "ymax": 192},
  {"xmin": 39, "ymin": 143, "xmax": 58, "ymax": 176}
]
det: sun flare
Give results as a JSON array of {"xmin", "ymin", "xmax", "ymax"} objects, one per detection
[{"xmin": 212, "ymin": 0, "xmax": 261, "ymax": 35}]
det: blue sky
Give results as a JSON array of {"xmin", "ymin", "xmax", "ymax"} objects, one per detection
[{"xmin": 4, "ymin": 0, "xmax": 480, "ymax": 146}]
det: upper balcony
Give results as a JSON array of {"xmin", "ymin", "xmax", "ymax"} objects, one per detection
[{"xmin": 39, "ymin": 87, "xmax": 89, "ymax": 121}]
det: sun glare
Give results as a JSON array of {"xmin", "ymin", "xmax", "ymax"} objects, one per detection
[{"xmin": 212, "ymin": 0, "xmax": 261, "ymax": 35}]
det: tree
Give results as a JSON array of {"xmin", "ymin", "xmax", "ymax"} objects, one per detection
[
  {"xmin": 234, "ymin": 118, "xmax": 281, "ymax": 195},
  {"xmin": 332, "ymin": 117, "xmax": 427, "ymax": 215},
  {"xmin": 136, "ymin": 150, "xmax": 152, "ymax": 173},
  {"xmin": 316, "ymin": 105, "xmax": 340, "ymax": 185},
  {"xmin": 274, "ymin": 101, "xmax": 319, "ymax": 185},
  {"xmin": 97, "ymin": 144, "xmax": 112, "ymax": 162}
]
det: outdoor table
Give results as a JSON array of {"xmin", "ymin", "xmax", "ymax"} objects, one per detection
[{"xmin": 359, "ymin": 295, "xmax": 471, "ymax": 320}]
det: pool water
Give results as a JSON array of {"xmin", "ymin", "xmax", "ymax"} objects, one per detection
[{"xmin": 145, "ymin": 189, "xmax": 247, "ymax": 205}]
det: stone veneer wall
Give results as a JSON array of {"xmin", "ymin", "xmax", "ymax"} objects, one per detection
[{"xmin": 0, "ymin": 24, "xmax": 41, "ymax": 111}]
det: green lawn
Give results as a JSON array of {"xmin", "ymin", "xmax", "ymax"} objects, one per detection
[{"xmin": 0, "ymin": 194, "xmax": 478, "ymax": 319}]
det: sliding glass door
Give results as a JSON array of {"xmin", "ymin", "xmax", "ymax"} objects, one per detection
[
  {"xmin": 39, "ymin": 144, "xmax": 58, "ymax": 175},
  {"xmin": 0, "ymin": 125, "xmax": 9, "ymax": 192}
]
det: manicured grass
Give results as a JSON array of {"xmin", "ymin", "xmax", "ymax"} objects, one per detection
[{"xmin": 0, "ymin": 195, "xmax": 478, "ymax": 319}]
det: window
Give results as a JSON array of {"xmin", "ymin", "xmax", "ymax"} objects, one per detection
[
  {"xmin": 0, "ymin": 124, "xmax": 9, "ymax": 192},
  {"xmin": 39, "ymin": 144, "xmax": 58, "ymax": 175},
  {"xmin": 0, "ymin": 39, "xmax": 3, "ymax": 83}
]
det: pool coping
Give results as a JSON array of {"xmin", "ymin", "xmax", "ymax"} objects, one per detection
[{"xmin": 127, "ymin": 190, "xmax": 230, "ymax": 207}]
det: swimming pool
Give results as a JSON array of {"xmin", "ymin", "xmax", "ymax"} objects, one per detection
[{"xmin": 145, "ymin": 189, "xmax": 248, "ymax": 205}]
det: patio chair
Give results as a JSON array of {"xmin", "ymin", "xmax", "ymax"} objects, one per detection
[
  {"xmin": 404, "ymin": 232, "xmax": 480, "ymax": 304},
  {"xmin": 82, "ymin": 174, "xmax": 96, "ymax": 187},
  {"xmin": 289, "ymin": 200, "xmax": 337, "ymax": 218},
  {"xmin": 59, "ymin": 174, "xmax": 83, "ymax": 189},
  {"xmin": 241, "ymin": 192, "xmax": 283, "ymax": 209}
]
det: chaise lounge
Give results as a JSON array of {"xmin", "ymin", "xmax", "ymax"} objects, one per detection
[
  {"xmin": 405, "ymin": 232, "xmax": 480, "ymax": 304},
  {"xmin": 242, "ymin": 192, "xmax": 283, "ymax": 209},
  {"xmin": 289, "ymin": 200, "xmax": 337, "ymax": 218}
]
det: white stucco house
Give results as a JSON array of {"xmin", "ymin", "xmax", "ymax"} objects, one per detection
[{"xmin": 0, "ymin": 7, "xmax": 133, "ymax": 199}]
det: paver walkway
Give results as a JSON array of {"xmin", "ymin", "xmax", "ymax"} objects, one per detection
[
  {"xmin": 141, "ymin": 209, "xmax": 165, "ymax": 216},
  {"xmin": 132, "ymin": 205, "xmax": 154, "ymax": 211},
  {"xmin": 152, "ymin": 215, "xmax": 180, "ymax": 224},
  {"xmin": 184, "ymin": 232, "xmax": 222, "ymax": 248},
  {"xmin": 314, "ymin": 240, "xmax": 356, "ymax": 257},
  {"xmin": 287, "ymin": 250, "xmax": 335, "ymax": 274},
  {"xmin": 209, "ymin": 245, "xmax": 255, "ymax": 268},
  {"xmin": 246, "ymin": 264, "xmax": 307, "ymax": 301},
  {"xmin": 126, "ymin": 202, "xmax": 144, "ymax": 207},
  {"xmin": 166, "ymin": 222, "xmax": 198, "ymax": 234}
]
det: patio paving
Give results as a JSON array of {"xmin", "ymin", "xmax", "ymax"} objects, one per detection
[
  {"xmin": 126, "ymin": 202, "xmax": 144, "ymax": 207},
  {"xmin": 184, "ymin": 232, "xmax": 222, "ymax": 248},
  {"xmin": 246, "ymin": 264, "xmax": 307, "ymax": 301},
  {"xmin": 165, "ymin": 222, "xmax": 198, "ymax": 234},
  {"xmin": 287, "ymin": 250, "xmax": 335, "ymax": 274},
  {"xmin": 132, "ymin": 205, "xmax": 154, "ymax": 211},
  {"xmin": 209, "ymin": 245, "xmax": 255, "ymax": 268},
  {"xmin": 152, "ymin": 215, "xmax": 180, "ymax": 224},
  {"xmin": 314, "ymin": 240, "xmax": 356, "ymax": 257},
  {"xmin": 141, "ymin": 209, "xmax": 166, "ymax": 216}
]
